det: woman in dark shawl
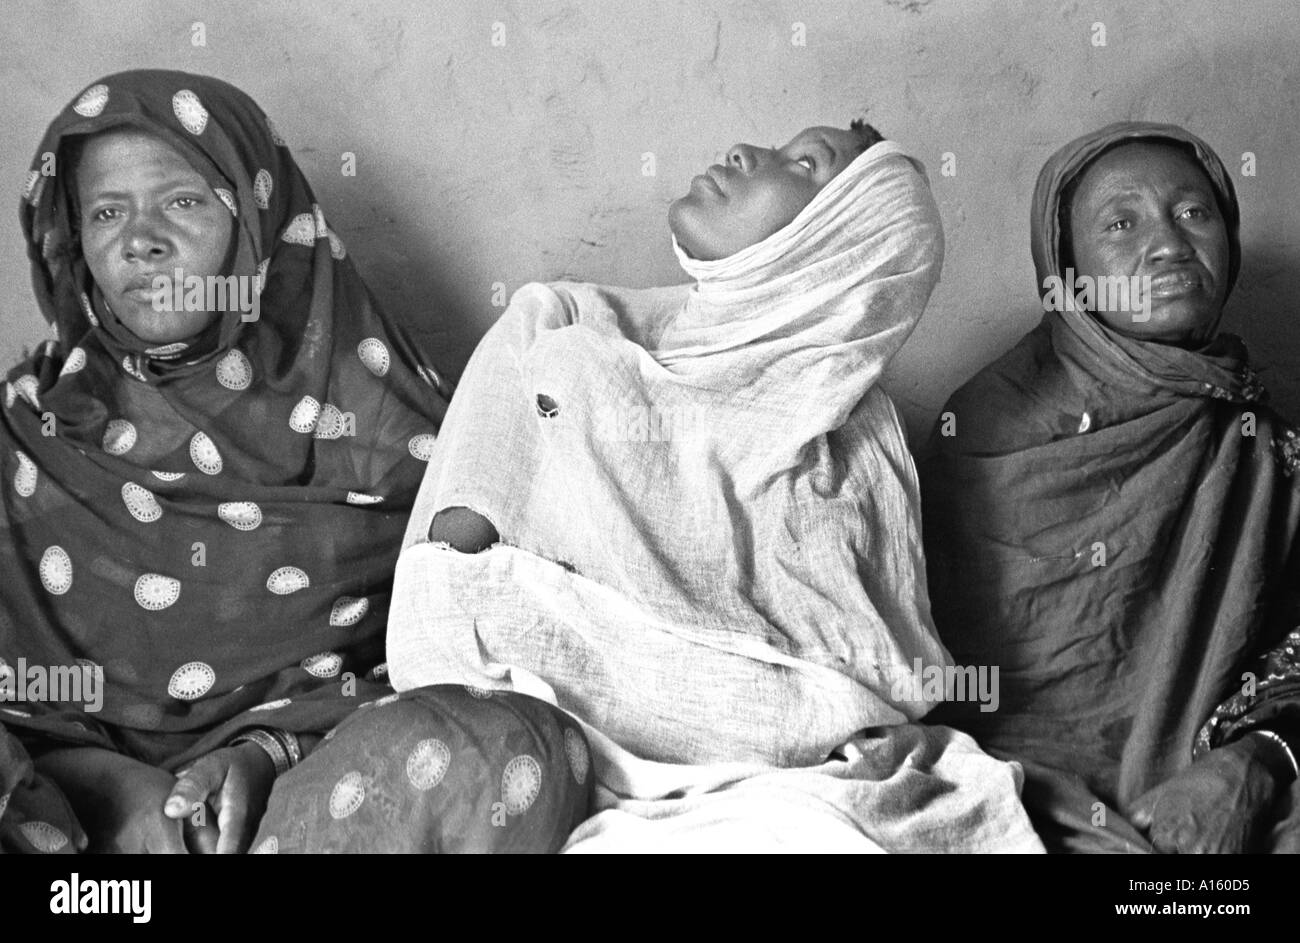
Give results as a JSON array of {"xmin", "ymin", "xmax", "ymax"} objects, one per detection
[
  {"xmin": 0, "ymin": 71, "xmax": 590, "ymax": 854},
  {"xmin": 920, "ymin": 121, "xmax": 1300, "ymax": 853}
]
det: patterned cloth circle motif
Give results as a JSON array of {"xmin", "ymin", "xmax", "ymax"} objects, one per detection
[
  {"xmin": 134, "ymin": 573, "xmax": 181, "ymax": 611},
  {"xmin": 312, "ymin": 403, "xmax": 346, "ymax": 440},
  {"xmin": 73, "ymin": 84, "xmax": 109, "ymax": 117},
  {"xmin": 120, "ymin": 356, "xmax": 146, "ymax": 383},
  {"xmin": 289, "ymin": 395, "xmax": 321, "ymax": 433},
  {"xmin": 19, "ymin": 821, "xmax": 70, "ymax": 853},
  {"xmin": 328, "ymin": 771, "xmax": 366, "ymax": 819},
  {"xmin": 301, "ymin": 652, "xmax": 343, "ymax": 678},
  {"xmin": 189, "ymin": 431, "xmax": 223, "ymax": 475},
  {"xmin": 121, "ymin": 482, "xmax": 163, "ymax": 523},
  {"xmin": 357, "ymin": 338, "xmax": 390, "ymax": 377},
  {"xmin": 13, "ymin": 375, "xmax": 39, "ymax": 409},
  {"xmin": 267, "ymin": 565, "xmax": 310, "ymax": 594},
  {"xmin": 79, "ymin": 292, "xmax": 99, "ymax": 327},
  {"xmin": 39, "ymin": 546, "xmax": 73, "ymax": 594},
  {"xmin": 501, "ymin": 755, "xmax": 543, "ymax": 815},
  {"xmin": 172, "ymin": 89, "xmax": 209, "ymax": 135},
  {"xmin": 253, "ymin": 169, "xmax": 273, "ymax": 210},
  {"xmin": 59, "ymin": 346, "xmax": 86, "ymax": 376},
  {"xmin": 214, "ymin": 346, "xmax": 252, "ymax": 389},
  {"xmin": 406, "ymin": 738, "xmax": 452, "ymax": 790},
  {"xmin": 102, "ymin": 419, "xmax": 137, "ymax": 455},
  {"xmin": 217, "ymin": 501, "xmax": 262, "ymax": 530},
  {"xmin": 214, "ymin": 188, "xmax": 237, "ymax": 216},
  {"xmin": 168, "ymin": 661, "xmax": 215, "ymax": 700},
  {"xmin": 408, "ymin": 433, "xmax": 437, "ymax": 461},
  {"xmin": 280, "ymin": 214, "xmax": 316, "ymax": 246},
  {"xmin": 329, "ymin": 596, "xmax": 369, "ymax": 626},
  {"xmin": 14, "ymin": 451, "xmax": 37, "ymax": 497}
]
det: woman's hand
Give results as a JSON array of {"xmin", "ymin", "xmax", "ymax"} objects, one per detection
[
  {"xmin": 1130, "ymin": 735, "xmax": 1287, "ymax": 853},
  {"xmin": 164, "ymin": 742, "xmax": 276, "ymax": 853},
  {"xmin": 35, "ymin": 747, "xmax": 208, "ymax": 853}
]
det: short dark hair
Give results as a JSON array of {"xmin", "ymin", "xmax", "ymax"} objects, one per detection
[{"xmin": 849, "ymin": 117, "xmax": 885, "ymax": 154}]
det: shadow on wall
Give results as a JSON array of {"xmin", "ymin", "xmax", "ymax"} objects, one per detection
[
  {"xmin": 1135, "ymin": 31, "xmax": 1300, "ymax": 429},
  {"xmin": 1225, "ymin": 242, "xmax": 1300, "ymax": 417},
  {"xmin": 327, "ymin": 176, "xmax": 485, "ymax": 388}
]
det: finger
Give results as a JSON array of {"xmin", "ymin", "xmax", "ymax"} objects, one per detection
[
  {"xmin": 185, "ymin": 816, "xmax": 220, "ymax": 854},
  {"xmin": 165, "ymin": 758, "xmax": 224, "ymax": 818},
  {"xmin": 151, "ymin": 815, "xmax": 189, "ymax": 854},
  {"xmin": 1148, "ymin": 814, "xmax": 1193, "ymax": 854},
  {"xmin": 1129, "ymin": 790, "xmax": 1158, "ymax": 829},
  {"xmin": 212, "ymin": 773, "xmax": 252, "ymax": 855}
]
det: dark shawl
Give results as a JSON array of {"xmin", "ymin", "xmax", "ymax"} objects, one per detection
[
  {"xmin": 920, "ymin": 122, "xmax": 1300, "ymax": 851},
  {"xmin": 0, "ymin": 70, "xmax": 448, "ymax": 772}
]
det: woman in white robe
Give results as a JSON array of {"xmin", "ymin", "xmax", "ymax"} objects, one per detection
[{"xmin": 387, "ymin": 123, "xmax": 1042, "ymax": 852}]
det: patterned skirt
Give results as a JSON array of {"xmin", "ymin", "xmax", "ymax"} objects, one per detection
[
  {"xmin": 1, "ymin": 685, "xmax": 593, "ymax": 854},
  {"xmin": 250, "ymin": 685, "xmax": 593, "ymax": 853}
]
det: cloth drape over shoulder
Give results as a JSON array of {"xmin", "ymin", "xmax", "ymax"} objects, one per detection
[
  {"xmin": 0, "ymin": 71, "xmax": 447, "ymax": 772},
  {"xmin": 920, "ymin": 121, "xmax": 1300, "ymax": 851}
]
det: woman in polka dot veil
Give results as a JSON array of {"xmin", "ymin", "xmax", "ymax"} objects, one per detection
[{"xmin": 0, "ymin": 71, "xmax": 591, "ymax": 853}]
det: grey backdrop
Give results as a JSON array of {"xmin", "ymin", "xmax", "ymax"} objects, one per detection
[{"xmin": 3, "ymin": 0, "xmax": 1296, "ymax": 438}]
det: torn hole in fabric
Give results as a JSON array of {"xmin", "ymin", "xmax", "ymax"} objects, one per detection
[{"xmin": 426, "ymin": 504, "xmax": 504, "ymax": 553}]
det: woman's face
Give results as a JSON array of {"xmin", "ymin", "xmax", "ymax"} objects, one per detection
[
  {"xmin": 1067, "ymin": 141, "xmax": 1231, "ymax": 345},
  {"xmin": 76, "ymin": 130, "xmax": 233, "ymax": 344},
  {"xmin": 669, "ymin": 125, "xmax": 864, "ymax": 262}
]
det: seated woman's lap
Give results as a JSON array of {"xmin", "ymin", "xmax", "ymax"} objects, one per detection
[{"xmin": 251, "ymin": 685, "xmax": 593, "ymax": 853}]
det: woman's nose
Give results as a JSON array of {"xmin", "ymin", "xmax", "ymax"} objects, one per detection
[
  {"xmin": 121, "ymin": 215, "xmax": 171, "ymax": 263},
  {"xmin": 725, "ymin": 143, "xmax": 762, "ymax": 173},
  {"xmin": 1146, "ymin": 216, "xmax": 1195, "ymax": 264}
]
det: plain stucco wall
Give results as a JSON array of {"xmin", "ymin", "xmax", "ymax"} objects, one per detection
[{"xmin": 2, "ymin": 0, "xmax": 1297, "ymax": 438}]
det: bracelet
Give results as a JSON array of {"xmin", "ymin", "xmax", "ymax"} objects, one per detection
[
  {"xmin": 1248, "ymin": 729, "xmax": 1300, "ymax": 781},
  {"xmin": 268, "ymin": 727, "xmax": 302, "ymax": 767},
  {"xmin": 229, "ymin": 728, "xmax": 294, "ymax": 777}
]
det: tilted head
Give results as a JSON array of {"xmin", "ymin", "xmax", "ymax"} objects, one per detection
[{"xmin": 668, "ymin": 119, "xmax": 884, "ymax": 262}]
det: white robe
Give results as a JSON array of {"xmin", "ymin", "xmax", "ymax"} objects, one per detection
[{"xmin": 387, "ymin": 141, "xmax": 1043, "ymax": 852}]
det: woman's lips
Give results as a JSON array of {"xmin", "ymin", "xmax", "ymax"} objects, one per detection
[
  {"xmin": 123, "ymin": 272, "xmax": 168, "ymax": 303},
  {"xmin": 123, "ymin": 286, "xmax": 165, "ymax": 305},
  {"xmin": 691, "ymin": 173, "xmax": 723, "ymax": 196},
  {"xmin": 1147, "ymin": 270, "xmax": 1203, "ymax": 298}
]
